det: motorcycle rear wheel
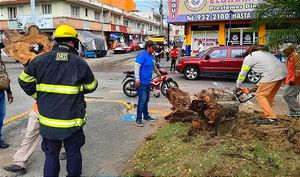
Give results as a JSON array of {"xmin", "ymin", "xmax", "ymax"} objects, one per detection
[
  {"xmin": 123, "ymin": 79, "xmax": 137, "ymax": 97},
  {"xmin": 160, "ymin": 80, "xmax": 179, "ymax": 97}
]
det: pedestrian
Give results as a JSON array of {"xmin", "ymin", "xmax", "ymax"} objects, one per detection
[
  {"xmin": 283, "ymin": 46, "xmax": 300, "ymax": 117},
  {"xmin": 170, "ymin": 46, "xmax": 179, "ymax": 72},
  {"xmin": 215, "ymin": 41, "xmax": 219, "ymax": 47},
  {"xmin": 3, "ymin": 103, "xmax": 39, "ymax": 175},
  {"xmin": 154, "ymin": 45, "xmax": 163, "ymax": 64},
  {"xmin": 198, "ymin": 40, "xmax": 204, "ymax": 56},
  {"xmin": 0, "ymin": 41, "xmax": 13, "ymax": 149},
  {"xmin": 18, "ymin": 24, "xmax": 98, "ymax": 177},
  {"xmin": 234, "ymin": 46, "xmax": 287, "ymax": 125},
  {"xmin": 165, "ymin": 45, "xmax": 170, "ymax": 61},
  {"xmin": 134, "ymin": 40, "xmax": 161, "ymax": 127}
]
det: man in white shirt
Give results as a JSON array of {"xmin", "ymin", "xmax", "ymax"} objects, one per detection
[
  {"xmin": 235, "ymin": 46, "xmax": 287, "ymax": 125},
  {"xmin": 198, "ymin": 41, "xmax": 204, "ymax": 56}
]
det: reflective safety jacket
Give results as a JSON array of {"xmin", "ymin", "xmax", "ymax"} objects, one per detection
[{"xmin": 19, "ymin": 44, "xmax": 98, "ymax": 140}]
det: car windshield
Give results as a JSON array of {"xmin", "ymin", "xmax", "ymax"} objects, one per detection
[{"xmin": 198, "ymin": 49, "xmax": 209, "ymax": 57}]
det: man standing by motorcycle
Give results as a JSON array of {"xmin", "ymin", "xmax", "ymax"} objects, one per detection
[{"xmin": 134, "ymin": 40, "xmax": 161, "ymax": 127}]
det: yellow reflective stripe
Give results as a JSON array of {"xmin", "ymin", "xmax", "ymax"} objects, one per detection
[
  {"xmin": 36, "ymin": 83, "xmax": 82, "ymax": 94},
  {"xmin": 31, "ymin": 93, "xmax": 37, "ymax": 99},
  {"xmin": 39, "ymin": 114, "xmax": 86, "ymax": 128},
  {"xmin": 241, "ymin": 65, "xmax": 251, "ymax": 71},
  {"xmin": 83, "ymin": 79, "xmax": 98, "ymax": 90},
  {"xmin": 238, "ymin": 76, "xmax": 246, "ymax": 81},
  {"xmin": 19, "ymin": 71, "xmax": 35, "ymax": 83}
]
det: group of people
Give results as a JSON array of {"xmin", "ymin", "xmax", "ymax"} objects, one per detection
[
  {"xmin": 235, "ymin": 45, "xmax": 300, "ymax": 125},
  {"xmin": 0, "ymin": 23, "xmax": 299, "ymax": 177},
  {"xmin": 154, "ymin": 45, "xmax": 180, "ymax": 72}
]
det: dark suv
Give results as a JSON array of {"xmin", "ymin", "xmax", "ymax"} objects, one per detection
[{"xmin": 176, "ymin": 46, "xmax": 261, "ymax": 83}]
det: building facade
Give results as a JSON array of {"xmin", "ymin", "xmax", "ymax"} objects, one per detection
[
  {"xmin": 167, "ymin": 0, "xmax": 267, "ymax": 55},
  {"xmin": 0, "ymin": 0, "xmax": 164, "ymax": 49}
]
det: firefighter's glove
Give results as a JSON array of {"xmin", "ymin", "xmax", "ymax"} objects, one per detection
[{"xmin": 233, "ymin": 87, "xmax": 242, "ymax": 94}]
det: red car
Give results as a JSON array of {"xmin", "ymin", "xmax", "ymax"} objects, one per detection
[
  {"xmin": 176, "ymin": 46, "xmax": 261, "ymax": 83},
  {"xmin": 114, "ymin": 43, "xmax": 131, "ymax": 54}
]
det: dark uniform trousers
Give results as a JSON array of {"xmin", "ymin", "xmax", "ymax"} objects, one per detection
[{"xmin": 41, "ymin": 128, "xmax": 85, "ymax": 177}]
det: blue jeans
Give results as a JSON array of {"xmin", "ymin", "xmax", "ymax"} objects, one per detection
[
  {"xmin": 0, "ymin": 91, "xmax": 6, "ymax": 141},
  {"xmin": 136, "ymin": 84, "xmax": 150, "ymax": 122}
]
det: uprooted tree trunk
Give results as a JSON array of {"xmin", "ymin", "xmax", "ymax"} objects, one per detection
[
  {"xmin": 165, "ymin": 87, "xmax": 239, "ymax": 135},
  {"xmin": 164, "ymin": 88, "xmax": 300, "ymax": 153},
  {"xmin": 2, "ymin": 25, "xmax": 53, "ymax": 64}
]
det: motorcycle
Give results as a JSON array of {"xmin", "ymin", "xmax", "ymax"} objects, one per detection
[{"xmin": 122, "ymin": 68, "xmax": 179, "ymax": 98}]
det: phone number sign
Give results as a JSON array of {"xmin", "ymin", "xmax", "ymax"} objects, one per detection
[{"xmin": 186, "ymin": 11, "xmax": 255, "ymax": 22}]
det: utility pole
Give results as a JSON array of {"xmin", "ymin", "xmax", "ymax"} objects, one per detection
[
  {"xmin": 159, "ymin": 0, "xmax": 163, "ymax": 34},
  {"xmin": 101, "ymin": 2, "xmax": 104, "ymax": 36},
  {"xmin": 30, "ymin": 0, "xmax": 36, "ymax": 24}
]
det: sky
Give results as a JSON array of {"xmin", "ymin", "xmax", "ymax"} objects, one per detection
[{"xmin": 135, "ymin": 0, "xmax": 167, "ymax": 15}]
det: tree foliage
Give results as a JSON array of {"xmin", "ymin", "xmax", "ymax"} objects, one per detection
[{"xmin": 255, "ymin": 0, "xmax": 300, "ymax": 47}]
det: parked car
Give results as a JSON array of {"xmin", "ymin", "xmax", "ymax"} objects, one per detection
[
  {"xmin": 176, "ymin": 46, "xmax": 261, "ymax": 83},
  {"xmin": 114, "ymin": 43, "xmax": 131, "ymax": 54}
]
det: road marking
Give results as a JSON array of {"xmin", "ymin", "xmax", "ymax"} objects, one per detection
[
  {"xmin": 4, "ymin": 111, "xmax": 30, "ymax": 125},
  {"xmin": 85, "ymin": 97, "xmax": 133, "ymax": 110},
  {"xmin": 212, "ymin": 82, "xmax": 218, "ymax": 86},
  {"xmin": 108, "ymin": 90, "xmax": 123, "ymax": 93}
]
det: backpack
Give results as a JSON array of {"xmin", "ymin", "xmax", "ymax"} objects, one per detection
[{"xmin": 0, "ymin": 62, "xmax": 10, "ymax": 91}]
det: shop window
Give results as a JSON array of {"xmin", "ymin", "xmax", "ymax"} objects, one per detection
[
  {"xmin": 42, "ymin": 4, "xmax": 52, "ymax": 14},
  {"xmin": 94, "ymin": 11, "xmax": 101, "ymax": 21},
  {"xmin": 85, "ymin": 9, "xmax": 88, "ymax": 17},
  {"xmin": 8, "ymin": 7, "xmax": 17, "ymax": 20},
  {"xmin": 208, "ymin": 49, "xmax": 227, "ymax": 59},
  {"xmin": 103, "ymin": 12, "xmax": 109, "ymax": 23},
  {"xmin": 124, "ymin": 20, "xmax": 128, "ymax": 27},
  {"xmin": 71, "ymin": 5, "xmax": 80, "ymax": 18}
]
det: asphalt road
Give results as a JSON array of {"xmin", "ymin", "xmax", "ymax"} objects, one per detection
[{"xmin": 0, "ymin": 52, "xmax": 291, "ymax": 176}]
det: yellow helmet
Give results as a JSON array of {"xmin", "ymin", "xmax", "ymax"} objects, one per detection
[{"xmin": 54, "ymin": 25, "xmax": 78, "ymax": 39}]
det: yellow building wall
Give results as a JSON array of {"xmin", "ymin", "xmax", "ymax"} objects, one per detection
[
  {"xmin": 97, "ymin": 0, "xmax": 136, "ymax": 11},
  {"xmin": 258, "ymin": 23, "xmax": 266, "ymax": 45},
  {"xmin": 219, "ymin": 23, "xmax": 225, "ymax": 46},
  {"xmin": 185, "ymin": 21, "xmax": 266, "ymax": 47}
]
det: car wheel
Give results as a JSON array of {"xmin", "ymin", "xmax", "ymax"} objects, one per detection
[
  {"xmin": 184, "ymin": 66, "xmax": 199, "ymax": 80},
  {"xmin": 246, "ymin": 70, "xmax": 261, "ymax": 84}
]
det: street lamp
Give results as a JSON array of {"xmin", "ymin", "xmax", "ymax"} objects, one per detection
[{"xmin": 227, "ymin": 10, "xmax": 235, "ymax": 46}]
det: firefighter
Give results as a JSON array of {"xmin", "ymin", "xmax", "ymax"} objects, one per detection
[{"xmin": 18, "ymin": 24, "xmax": 98, "ymax": 177}]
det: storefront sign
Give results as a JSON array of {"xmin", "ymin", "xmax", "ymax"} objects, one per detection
[
  {"xmin": 167, "ymin": 0, "xmax": 262, "ymax": 22},
  {"xmin": 17, "ymin": 15, "xmax": 53, "ymax": 29},
  {"xmin": 110, "ymin": 32, "xmax": 121, "ymax": 40}
]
